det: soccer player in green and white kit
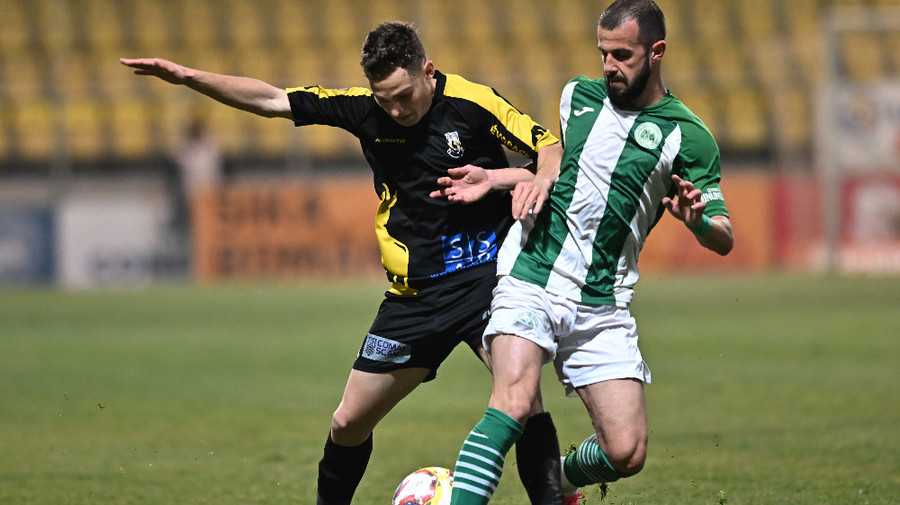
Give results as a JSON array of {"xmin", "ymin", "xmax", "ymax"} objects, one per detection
[{"xmin": 435, "ymin": 1, "xmax": 735, "ymax": 504}]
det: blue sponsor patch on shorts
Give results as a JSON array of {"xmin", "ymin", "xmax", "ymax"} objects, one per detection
[{"xmin": 360, "ymin": 333, "xmax": 411, "ymax": 363}]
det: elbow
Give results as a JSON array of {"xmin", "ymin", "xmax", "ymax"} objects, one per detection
[{"xmin": 715, "ymin": 240, "xmax": 733, "ymax": 256}]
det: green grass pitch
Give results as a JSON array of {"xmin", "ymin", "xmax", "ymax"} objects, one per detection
[{"xmin": 0, "ymin": 274, "xmax": 897, "ymax": 504}]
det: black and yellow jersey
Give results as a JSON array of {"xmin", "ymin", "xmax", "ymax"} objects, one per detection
[{"xmin": 287, "ymin": 70, "xmax": 559, "ymax": 295}]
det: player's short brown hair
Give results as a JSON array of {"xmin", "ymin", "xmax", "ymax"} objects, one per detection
[
  {"xmin": 360, "ymin": 22, "xmax": 427, "ymax": 81},
  {"xmin": 600, "ymin": 0, "xmax": 666, "ymax": 46}
]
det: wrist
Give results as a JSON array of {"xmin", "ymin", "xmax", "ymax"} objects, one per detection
[{"xmin": 686, "ymin": 214, "xmax": 713, "ymax": 236}]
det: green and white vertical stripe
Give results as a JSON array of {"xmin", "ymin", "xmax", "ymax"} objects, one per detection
[{"xmin": 499, "ymin": 76, "xmax": 725, "ymax": 308}]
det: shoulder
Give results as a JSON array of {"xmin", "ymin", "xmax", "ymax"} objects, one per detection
[
  {"xmin": 440, "ymin": 73, "xmax": 524, "ymax": 121},
  {"xmin": 442, "ymin": 73, "xmax": 497, "ymax": 101},
  {"xmin": 658, "ymin": 94, "xmax": 718, "ymax": 157},
  {"xmin": 287, "ymin": 85, "xmax": 372, "ymax": 99},
  {"xmin": 661, "ymin": 94, "xmax": 713, "ymax": 138},
  {"xmin": 566, "ymin": 75, "xmax": 606, "ymax": 92}
]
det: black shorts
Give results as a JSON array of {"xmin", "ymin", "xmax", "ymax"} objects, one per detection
[{"xmin": 353, "ymin": 268, "xmax": 497, "ymax": 382}]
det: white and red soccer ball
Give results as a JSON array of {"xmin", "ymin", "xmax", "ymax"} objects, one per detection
[{"xmin": 391, "ymin": 467, "xmax": 454, "ymax": 505}]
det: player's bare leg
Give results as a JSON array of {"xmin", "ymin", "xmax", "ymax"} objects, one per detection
[
  {"xmin": 318, "ymin": 367, "xmax": 430, "ymax": 505},
  {"xmin": 562, "ymin": 379, "xmax": 647, "ymax": 498},
  {"xmin": 450, "ymin": 335, "xmax": 555, "ymax": 505},
  {"xmin": 478, "ymin": 343, "xmax": 562, "ymax": 504}
]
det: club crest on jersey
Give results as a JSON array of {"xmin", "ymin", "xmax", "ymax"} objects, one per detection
[
  {"xmin": 515, "ymin": 311, "xmax": 539, "ymax": 329},
  {"xmin": 445, "ymin": 131, "xmax": 464, "ymax": 158},
  {"xmin": 634, "ymin": 122, "xmax": 663, "ymax": 150}
]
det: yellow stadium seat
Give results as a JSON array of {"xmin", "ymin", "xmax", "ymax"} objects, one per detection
[
  {"xmin": 322, "ymin": 1, "xmax": 361, "ymax": 50},
  {"xmin": 735, "ymin": 0, "xmax": 778, "ymax": 39},
  {"xmin": 722, "ymin": 89, "xmax": 768, "ymax": 151},
  {"xmin": 663, "ymin": 39, "xmax": 701, "ymax": 90},
  {"xmin": 79, "ymin": 0, "xmax": 126, "ymax": 52},
  {"xmin": 0, "ymin": 0, "xmax": 32, "ymax": 53},
  {"xmin": 13, "ymin": 100, "xmax": 56, "ymax": 161},
  {"xmin": 63, "ymin": 101, "xmax": 107, "ymax": 161},
  {"xmin": 0, "ymin": 53, "xmax": 47, "ymax": 101},
  {"xmin": 131, "ymin": 0, "xmax": 177, "ymax": 54},
  {"xmin": 840, "ymin": 32, "xmax": 885, "ymax": 82},
  {"xmin": 271, "ymin": 0, "xmax": 318, "ymax": 51},
  {"xmin": 300, "ymin": 125, "xmax": 346, "ymax": 160},
  {"xmin": 179, "ymin": 0, "xmax": 219, "ymax": 51},
  {"xmin": 769, "ymin": 88, "xmax": 812, "ymax": 151},
  {"xmin": 204, "ymin": 103, "xmax": 263, "ymax": 156},
  {"xmin": 222, "ymin": 0, "xmax": 267, "ymax": 50},
  {"xmin": 455, "ymin": 0, "xmax": 497, "ymax": 48},
  {"xmin": 360, "ymin": 0, "xmax": 413, "ymax": 29},
  {"xmin": 54, "ymin": 52, "xmax": 94, "ymax": 103},
  {"xmin": 250, "ymin": 116, "xmax": 291, "ymax": 159},
  {"xmin": 109, "ymin": 101, "xmax": 154, "ymax": 159}
]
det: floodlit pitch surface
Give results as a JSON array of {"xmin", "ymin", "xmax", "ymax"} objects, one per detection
[{"xmin": 1, "ymin": 275, "xmax": 897, "ymax": 504}]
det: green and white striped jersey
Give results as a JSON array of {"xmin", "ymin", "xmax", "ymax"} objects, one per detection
[{"xmin": 499, "ymin": 76, "xmax": 729, "ymax": 308}]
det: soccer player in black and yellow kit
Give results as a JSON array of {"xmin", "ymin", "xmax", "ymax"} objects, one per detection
[{"xmin": 122, "ymin": 22, "xmax": 564, "ymax": 505}]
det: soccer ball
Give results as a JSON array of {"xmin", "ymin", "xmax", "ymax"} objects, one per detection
[{"xmin": 391, "ymin": 467, "xmax": 454, "ymax": 505}]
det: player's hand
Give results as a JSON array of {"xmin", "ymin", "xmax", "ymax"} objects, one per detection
[
  {"xmin": 120, "ymin": 57, "xmax": 190, "ymax": 85},
  {"xmin": 662, "ymin": 174, "xmax": 706, "ymax": 226},
  {"xmin": 430, "ymin": 165, "xmax": 492, "ymax": 204},
  {"xmin": 511, "ymin": 176, "xmax": 553, "ymax": 220}
]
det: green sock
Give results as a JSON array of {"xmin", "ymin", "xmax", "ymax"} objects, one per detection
[
  {"xmin": 450, "ymin": 408, "xmax": 524, "ymax": 505},
  {"xmin": 563, "ymin": 434, "xmax": 625, "ymax": 486}
]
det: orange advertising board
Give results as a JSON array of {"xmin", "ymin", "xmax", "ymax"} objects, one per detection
[
  {"xmin": 190, "ymin": 177, "xmax": 382, "ymax": 281},
  {"xmin": 639, "ymin": 172, "xmax": 775, "ymax": 273},
  {"xmin": 191, "ymin": 172, "xmax": 775, "ymax": 282}
]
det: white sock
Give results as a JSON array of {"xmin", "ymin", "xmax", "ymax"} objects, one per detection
[{"xmin": 560, "ymin": 455, "xmax": 578, "ymax": 496}]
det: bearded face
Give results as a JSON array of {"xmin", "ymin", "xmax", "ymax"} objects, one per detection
[{"xmin": 606, "ymin": 50, "xmax": 651, "ymax": 107}]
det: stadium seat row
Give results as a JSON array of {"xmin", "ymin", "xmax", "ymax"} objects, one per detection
[{"xmin": 0, "ymin": 0, "xmax": 897, "ymax": 164}]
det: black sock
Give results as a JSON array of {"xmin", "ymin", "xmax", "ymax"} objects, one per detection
[
  {"xmin": 316, "ymin": 433, "xmax": 373, "ymax": 505},
  {"xmin": 515, "ymin": 412, "xmax": 562, "ymax": 505}
]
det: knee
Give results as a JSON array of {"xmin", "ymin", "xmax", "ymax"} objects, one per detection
[
  {"xmin": 330, "ymin": 407, "xmax": 370, "ymax": 446},
  {"xmin": 602, "ymin": 436, "xmax": 647, "ymax": 477},
  {"xmin": 489, "ymin": 392, "xmax": 538, "ymax": 425}
]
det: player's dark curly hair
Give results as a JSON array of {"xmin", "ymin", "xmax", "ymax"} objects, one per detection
[
  {"xmin": 599, "ymin": 0, "xmax": 666, "ymax": 47},
  {"xmin": 360, "ymin": 22, "xmax": 427, "ymax": 81}
]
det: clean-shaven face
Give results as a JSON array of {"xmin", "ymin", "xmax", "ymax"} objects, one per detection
[{"xmin": 370, "ymin": 63, "xmax": 435, "ymax": 127}]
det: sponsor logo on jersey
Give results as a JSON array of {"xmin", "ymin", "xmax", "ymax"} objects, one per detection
[
  {"xmin": 445, "ymin": 131, "xmax": 464, "ymax": 158},
  {"xmin": 438, "ymin": 226, "xmax": 498, "ymax": 274},
  {"xmin": 361, "ymin": 333, "xmax": 411, "ymax": 363},
  {"xmin": 701, "ymin": 187, "xmax": 724, "ymax": 203},
  {"xmin": 490, "ymin": 124, "xmax": 529, "ymax": 157},
  {"xmin": 573, "ymin": 106, "xmax": 595, "ymax": 117},
  {"xmin": 375, "ymin": 137, "xmax": 407, "ymax": 143},
  {"xmin": 634, "ymin": 122, "xmax": 663, "ymax": 150}
]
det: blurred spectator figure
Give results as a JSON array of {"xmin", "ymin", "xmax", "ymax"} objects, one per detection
[
  {"xmin": 169, "ymin": 115, "xmax": 223, "ymax": 264},
  {"xmin": 175, "ymin": 116, "xmax": 223, "ymax": 203}
]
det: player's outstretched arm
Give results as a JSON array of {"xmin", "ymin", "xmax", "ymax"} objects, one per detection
[
  {"xmin": 119, "ymin": 57, "xmax": 292, "ymax": 119},
  {"xmin": 662, "ymin": 174, "xmax": 734, "ymax": 255},
  {"xmin": 429, "ymin": 142, "xmax": 561, "ymax": 217},
  {"xmin": 430, "ymin": 164, "xmax": 537, "ymax": 204}
]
